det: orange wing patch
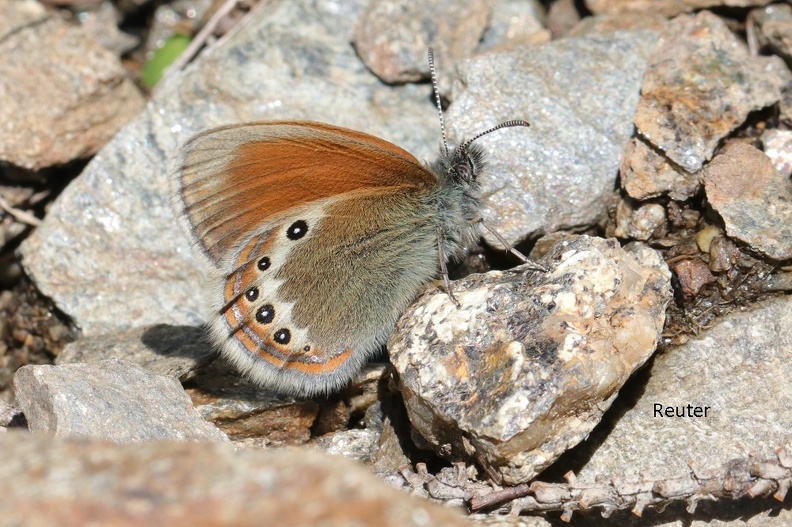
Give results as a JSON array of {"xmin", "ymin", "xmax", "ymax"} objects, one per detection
[{"xmin": 258, "ymin": 346, "xmax": 354, "ymax": 374}]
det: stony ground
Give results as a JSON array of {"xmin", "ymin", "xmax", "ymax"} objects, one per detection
[{"xmin": 1, "ymin": 0, "xmax": 791, "ymax": 526}]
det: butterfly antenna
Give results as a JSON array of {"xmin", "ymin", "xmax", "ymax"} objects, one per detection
[
  {"xmin": 459, "ymin": 119, "xmax": 531, "ymax": 153},
  {"xmin": 428, "ymin": 48, "xmax": 450, "ymax": 157}
]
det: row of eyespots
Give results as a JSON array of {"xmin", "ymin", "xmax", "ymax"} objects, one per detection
[{"xmin": 243, "ymin": 220, "xmax": 309, "ymax": 348}]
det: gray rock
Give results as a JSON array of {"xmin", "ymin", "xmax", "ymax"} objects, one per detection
[
  {"xmin": 585, "ymin": 0, "xmax": 774, "ymax": 18},
  {"xmin": 703, "ymin": 142, "xmax": 792, "ymax": 261},
  {"xmin": 310, "ymin": 428, "xmax": 380, "ymax": 464},
  {"xmin": 0, "ymin": 434, "xmax": 473, "ymax": 527},
  {"xmin": 13, "ymin": 358, "xmax": 229, "ymax": 443},
  {"xmin": 56, "ymin": 324, "xmax": 217, "ymax": 380},
  {"xmin": 479, "ymin": 0, "xmax": 547, "ymax": 51},
  {"xmin": 389, "ymin": 236, "xmax": 672, "ymax": 485},
  {"xmin": 566, "ymin": 11, "xmax": 667, "ymax": 37},
  {"xmin": 353, "ymin": 0, "xmax": 490, "ymax": 89},
  {"xmin": 751, "ymin": 3, "xmax": 792, "ymax": 63},
  {"xmin": 77, "ymin": 2, "xmax": 139, "ymax": 56},
  {"xmin": 0, "ymin": 400, "xmax": 22, "ymax": 429},
  {"xmin": 575, "ymin": 295, "xmax": 792, "ymax": 484},
  {"xmin": 0, "ymin": 4, "xmax": 144, "ymax": 172},
  {"xmin": 447, "ymin": 31, "xmax": 657, "ymax": 247},
  {"xmin": 634, "ymin": 11, "xmax": 789, "ymax": 174}
]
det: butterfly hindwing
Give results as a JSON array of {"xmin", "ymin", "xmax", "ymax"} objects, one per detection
[{"xmin": 207, "ymin": 190, "xmax": 442, "ymax": 396}]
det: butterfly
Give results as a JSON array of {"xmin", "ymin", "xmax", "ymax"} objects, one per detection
[{"xmin": 171, "ymin": 49, "xmax": 534, "ymax": 396}]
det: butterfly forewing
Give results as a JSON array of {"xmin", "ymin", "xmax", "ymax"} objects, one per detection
[{"xmin": 174, "ymin": 121, "xmax": 436, "ymax": 264}]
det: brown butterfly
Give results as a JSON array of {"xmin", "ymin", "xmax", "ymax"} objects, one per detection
[{"xmin": 171, "ymin": 49, "xmax": 533, "ymax": 395}]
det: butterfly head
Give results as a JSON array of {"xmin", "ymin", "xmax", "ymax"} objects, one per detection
[
  {"xmin": 433, "ymin": 140, "xmax": 487, "ymax": 189},
  {"xmin": 426, "ymin": 50, "xmax": 529, "ymax": 187}
]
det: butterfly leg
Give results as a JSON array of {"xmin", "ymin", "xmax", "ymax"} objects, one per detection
[
  {"xmin": 474, "ymin": 218, "xmax": 547, "ymax": 272},
  {"xmin": 436, "ymin": 226, "xmax": 462, "ymax": 308}
]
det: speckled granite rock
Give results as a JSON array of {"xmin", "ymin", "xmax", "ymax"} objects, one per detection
[{"xmin": 390, "ymin": 236, "xmax": 672, "ymax": 485}]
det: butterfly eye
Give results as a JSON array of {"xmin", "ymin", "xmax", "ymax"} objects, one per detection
[
  {"xmin": 454, "ymin": 163, "xmax": 472, "ymax": 181},
  {"xmin": 257, "ymin": 257, "xmax": 271, "ymax": 271}
]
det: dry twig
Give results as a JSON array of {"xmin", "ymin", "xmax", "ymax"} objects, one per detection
[{"xmin": 401, "ymin": 447, "xmax": 792, "ymax": 521}]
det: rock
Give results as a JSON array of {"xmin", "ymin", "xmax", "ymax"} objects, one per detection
[
  {"xmin": 707, "ymin": 234, "xmax": 740, "ymax": 273},
  {"xmin": 751, "ymin": 3, "xmax": 792, "ymax": 63},
  {"xmin": 703, "ymin": 142, "xmax": 792, "ymax": 261},
  {"xmin": 370, "ymin": 415, "xmax": 413, "ymax": 472},
  {"xmin": 0, "ymin": 3, "xmax": 144, "ymax": 172},
  {"xmin": 0, "ymin": 400, "xmax": 22, "ymax": 429},
  {"xmin": 574, "ymin": 295, "xmax": 792, "ymax": 485},
  {"xmin": 546, "ymin": 0, "xmax": 580, "ymax": 39},
  {"xmin": 585, "ymin": 0, "xmax": 774, "ymax": 18},
  {"xmin": 185, "ymin": 359, "xmax": 318, "ymax": 445},
  {"xmin": 389, "ymin": 236, "xmax": 672, "ymax": 484},
  {"xmin": 479, "ymin": 0, "xmax": 548, "ymax": 51},
  {"xmin": 56, "ymin": 324, "xmax": 217, "ymax": 380},
  {"xmin": 671, "ymin": 257, "xmax": 715, "ymax": 297},
  {"xmin": 567, "ymin": 11, "xmax": 667, "ymax": 37},
  {"xmin": 634, "ymin": 11, "xmax": 789, "ymax": 174},
  {"xmin": 0, "ymin": 0, "xmax": 48, "ymax": 40},
  {"xmin": 77, "ymin": 2, "xmax": 139, "ymax": 56},
  {"xmin": 0, "ymin": 434, "xmax": 473, "ymax": 527},
  {"xmin": 620, "ymin": 137, "xmax": 699, "ymax": 201},
  {"xmin": 761, "ymin": 128, "xmax": 792, "ymax": 177},
  {"xmin": 13, "ymin": 358, "xmax": 229, "ymax": 443},
  {"xmin": 447, "ymin": 31, "xmax": 658, "ymax": 247},
  {"xmin": 353, "ymin": 0, "xmax": 490, "ymax": 89},
  {"xmin": 310, "ymin": 428, "xmax": 380, "ymax": 464},
  {"xmin": 763, "ymin": 270, "xmax": 792, "ymax": 292},
  {"xmin": 613, "ymin": 199, "xmax": 667, "ymax": 241}
]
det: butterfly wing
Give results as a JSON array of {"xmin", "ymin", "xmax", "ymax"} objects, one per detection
[{"xmin": 172, "ymin": 121, "xmax": 441, "ymax": 395}]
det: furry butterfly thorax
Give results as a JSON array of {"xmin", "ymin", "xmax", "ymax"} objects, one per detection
[{"xmin": 171, "ymin": 50, "xmax": 531, "ymax": 396}]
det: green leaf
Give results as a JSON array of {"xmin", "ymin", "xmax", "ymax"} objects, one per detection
[{"xmin": 142, "ymin": 33, "xmax": 192, "ymax": 88}]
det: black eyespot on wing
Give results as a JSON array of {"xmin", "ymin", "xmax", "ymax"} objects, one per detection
[
  {"xmin": 274, "ymin": 328, "xmax": 291, "ymax": 344},
  {"xmin": 286, "ymin": 220, "xmax": 308, "ymax": 240},
  {"xmin": 245, "ymin": 287, "xmax": 259, "ymax": 302},
  {"xmin": 255, "ymin": 304, "xmax": 275, "ymax": 324},
  {"xmin": 257, "ymin": 256, "xmax": 271, "ymax": 271}
]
